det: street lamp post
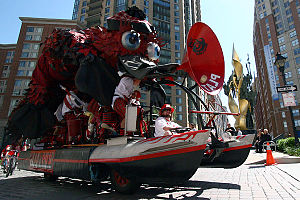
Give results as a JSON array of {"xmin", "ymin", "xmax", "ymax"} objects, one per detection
[{"xmin": 274, "ymin": 53, "xmax": 299, "ymax": 145}]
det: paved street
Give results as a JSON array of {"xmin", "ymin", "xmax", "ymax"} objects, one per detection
[{"xmin": 0, "ymin": 150, "xmax": 300, "ymax": 200}]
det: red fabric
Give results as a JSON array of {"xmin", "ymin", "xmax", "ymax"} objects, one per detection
[
  {"xmin": 113, "ymin": 98, "xmax": 128, "ymax": 121},
  {"xmin": 87, "ymin": 99, "xmax": 100, "ymax": 115}
]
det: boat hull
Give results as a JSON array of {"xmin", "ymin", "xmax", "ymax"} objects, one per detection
[
  {"xmin": 200, "ymin": 134, "xmax": 255, "ymax": 168},
  {"xmin": 18, "ymin": 130, "xmax": 210, "ymax": 183}
]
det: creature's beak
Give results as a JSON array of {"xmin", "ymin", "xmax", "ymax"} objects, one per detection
[{"xmin": 118, "ymin": 55, "xmax": 157, "ymax": 79}]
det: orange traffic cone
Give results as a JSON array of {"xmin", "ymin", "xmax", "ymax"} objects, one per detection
[{"xmin": 265, "ymin": 142, "xmax": 276, "ymax": 166}]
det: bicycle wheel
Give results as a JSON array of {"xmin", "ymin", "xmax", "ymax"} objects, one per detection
[{"xmin": 5, "ymin": 158, "xmax": 11, "ymax": 177}]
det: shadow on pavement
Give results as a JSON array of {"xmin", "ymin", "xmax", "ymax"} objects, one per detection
[
  {"xmin": 0, "ymin": 175, "xmax": 240, "ymax": 200},
  {"xmin": 245, "ymin": 157, "xmax": 300, "ymax": 165}
]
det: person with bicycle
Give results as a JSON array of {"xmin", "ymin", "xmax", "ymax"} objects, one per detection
[{"xmin": 154, "ymin": 104, "xmax": 182, "ymax": 137}]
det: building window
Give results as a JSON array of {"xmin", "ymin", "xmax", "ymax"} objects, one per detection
[
  {"xmin": 14, "ymin": 80, "xmax": 22, "ymax": 87},
  {"xmin": 279, "ymin": 44, "xmax": 286, "ymax": 52},
  {"xmin": 276, "ymin": 22, "xmax": 283, "ymax": 29},
  {"xmin": 16, "ymin": 70, "xmax": 26, "ymax": 76},
  {"xmin": 292, "ymin": 39, "xmax": 299, "ymax": 47},
  {"xmin": 176, "ymin": 105, "xmax": 182, "ymax": 112},
  {"xmin": 26, "ymin": 27, "xmax": 34, "ymax": 32},
  {"xmin": 292, "ymin": 109, "xmax": 299, "ymax": 116},
  {"xmin": 82, "ymin": 1, "xmax": 87, "ymax": 6},
  {"xmin": 176, "ymin": 89, "xmax": 182, "ymax": 95},
  {"xmin": 298, "ymin": 68, "xmax": 300, "ymax": 74},
  {"xmin": 174, "ymin": 4, "xmax": 179, "ymax": 10},
  {"xmin": 25, "ymin": 35, "xmax": 32, "ymax": 40},
  {"xmin": 175, "ymin": 32, "xmax": 180, "ymax": 40},
  {"xmin": 286, "ymin": 9, "xmax": 292, "ymax": 15},
  {"xmin": 105, "ymin": 7, "xmax": 110, "ymax": 13},
  {"xmin": 273, "ymin": 7, "xmax": 280, "ymax": 15},
  {"xmin": 164, "ymin": 85, "xmax": 171, "ymax": 94},
  {"xmin": 176, "ymin": 97, "xmax": 182, "ymax": 104},
  {"xmin": 284, "ymin": 1, "xmax": 290, "ymax": 8},
  {"xmin": 165, "ymin": 96, "xmax": 171, "ymax": 104},
  {"xmin": 294, "ymin": 48, "xmax": 300, "ymax": 56},
  {"xmin": 289, "ymin": 24, "xmax": 295, "ymax": 30},
  {"xmin": 81, "ymin": 8, "xmax": 86, "ymax": 14},
  {"xmin": 176, "ymin": 114, "xmax": 183, "ymax": 121},
  {"xmin": 131, "ymin": 0, "xmax": 135, "ymax": 5},
  {"xmin": 174, "ymin": 18, "xmax": 179, "ymax": 23},
  {"xmin": 175, "ymin": 52, "xmax": 180, "ymax": 58},
  {"xmin": 285, "ymin": 71, "xmax": 292, "ymax": 78},
  {"xmin": 33, "ymin": 35, "xmax": 41, "ymax": 41},
  {"xmin": 174, "ymin": 25, "xmax": 180, "ymax": 31},
  {"xmin": 284, "ymin": 61, "xmax": 289, "ymax": 68},
  {"xmin": 260, "ymin": 13, "xmax": 264, "ymax": 19},
  {"xmin": 106, "ymin": 0, "xmax": 111, "ymax": 6},
  {"xmin": 175, "ymin": 42, "xmax": 180, "ymax": 51},
  {"xmin": 287, "ymin": 16, "xmax": 293, "ymax": 23},
  {"xmin": 290, "ymin": 30, "xmax": 297, "ymax": 38},
  {"xmin": 278, "ymin": 36, "xmax": 284, "ymax": 44},
  {"xmin": 286, "ymin": 80, "xmax": 293, "ymax": 85},
  {"xmin": 174, "ymin": 11, "xmax": 179, "ymax": 17},
  {"xmin": 274, "ymin": 15, "xmax": 281, "ymax": 22},
  {"xmin": 144, "ymin": 0, "xmax": 149, "ymax": 6},
  {"xmin": 283, "ymin": 121, "xmax": 287, "ymax": 127},
  {"xmin": 144, "ymin": 7, "xmax": 148, "ymax": 14},
  {"xmin": 282, "ymin": 112, "xmax": 286, "ymax": 118},
  {"xmin": 21, "ymin": 52, "xmax": 29, "ymax": 58},
  {"xmin": 80, "ymin": 15, "xmax": 85, "ymax": 22},
  {"xmin": 295, "ymin": 120, "xmax": 300, "ymax": 127}
]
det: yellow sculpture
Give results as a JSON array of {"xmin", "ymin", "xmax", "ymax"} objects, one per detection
[{"xmin": 228, "ymin": 46, "xmax": 250, "ymax": 130}]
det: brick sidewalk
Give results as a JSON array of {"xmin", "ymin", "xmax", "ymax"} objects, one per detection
[{"xmin": 190, "ymin": 150, "xmax": 300, "ymax": 200}]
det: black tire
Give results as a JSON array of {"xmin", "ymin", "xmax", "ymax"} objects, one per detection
[
  {"xmin": 44, "ymin": 173, "xmax": 58, "ymax": 181},
  {"xmin": 5, "ymin": 159, "xmax": 12, "ymax": 178},
  {"xmin": 110, "ymin": 169, "xmax": 140, "ymax": 194}
]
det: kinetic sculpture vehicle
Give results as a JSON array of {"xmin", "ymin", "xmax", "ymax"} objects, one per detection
[{"xmin": 4, "ymin": 7, "xmax": 254, "ymax": 194}]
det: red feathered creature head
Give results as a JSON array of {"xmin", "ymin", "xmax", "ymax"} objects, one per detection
[{"xmin": 83, "ymin": 7, "xmax": 163, "ymax": 68}]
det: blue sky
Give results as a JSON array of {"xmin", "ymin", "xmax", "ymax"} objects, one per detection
[
  {"xmin": 0, "ymin": 0, "xmax": 255, "ymax": 125},
  {"xmin": 0, "ymin": 0, "xmax": 74, "ymax": 44}
]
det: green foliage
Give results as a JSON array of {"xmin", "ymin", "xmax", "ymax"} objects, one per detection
[
  {"xmin": 277, "ymin": 137, "xmax": 300, "ymax": 156},
  {"xmin": 284, "ymin": 147, "xmax": 300, "ymax": 157},
  {"xmin": 277, "ymin": 139, "xmax": 285, "ymax": 152}
]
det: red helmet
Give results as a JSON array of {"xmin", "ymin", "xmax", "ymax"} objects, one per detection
[
  {"xmin": 5, "ymin": 145, "xmax": 12, "ymax": 151},
  {"xmin": 159, "ymin": 104, "xmax": 174, "ymax": 115}
]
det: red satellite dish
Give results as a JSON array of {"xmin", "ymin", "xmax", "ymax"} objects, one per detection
[{"xmin": 179, "ymin": 22, "xmax": 225, "ymax": 95}]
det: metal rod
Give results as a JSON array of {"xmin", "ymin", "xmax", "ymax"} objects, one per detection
[{"xmin": 190, "ymin": 110, "xmax": 240, "ymax": 116}]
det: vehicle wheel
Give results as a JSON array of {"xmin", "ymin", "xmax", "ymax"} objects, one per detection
[
  {"xmin": 110, "ymin": 169, "xmax": 140, "ymax": 194},
  {"xmin": 5, "ymin": 160, "xmax": 12, "ymax": 177},
  {"xmin": 44, "ymin": 173, "xmax": 58, "ymax": 181}
]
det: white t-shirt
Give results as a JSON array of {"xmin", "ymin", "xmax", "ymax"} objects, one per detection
[
  {"xmin": 111, "ymin": 77, "xmax": 134, "ymax": 108},
  {"xmin": 54, "ymin": 91, "xmax": 87, "ymax": 121},
  {"xmin": 154, "ymin": 117, "xmax": 181, "ymax": 137}
]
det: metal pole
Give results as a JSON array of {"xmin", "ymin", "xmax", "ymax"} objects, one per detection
[{"xmin": 279, "ymin": 66, "xmax": 299, "ymax": 145}]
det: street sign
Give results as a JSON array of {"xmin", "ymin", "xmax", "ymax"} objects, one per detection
[
  {"xmin": 282, "ymin": 92, "xmax": 296, "ymax": 107},
  {"xmin": 276, "ymin": 85, "xmax": 297, "ymax": 93}
]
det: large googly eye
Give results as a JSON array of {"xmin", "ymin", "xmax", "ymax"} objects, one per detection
[
  {"xmin": 147, "ymin": 42, "xmax": 160, "ymax": 61},
  {"xmin": 121, "ymin": 31, "xmax": 141, "ymax": 51}
]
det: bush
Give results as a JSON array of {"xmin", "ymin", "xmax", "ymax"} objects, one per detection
[
  {"xmin": 277, "ymin": 139, "xmax": 285, "ymax": 152},
  {"xmin": 277, "ymin": 137, "xmax": 300, "ymax": 156}
]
